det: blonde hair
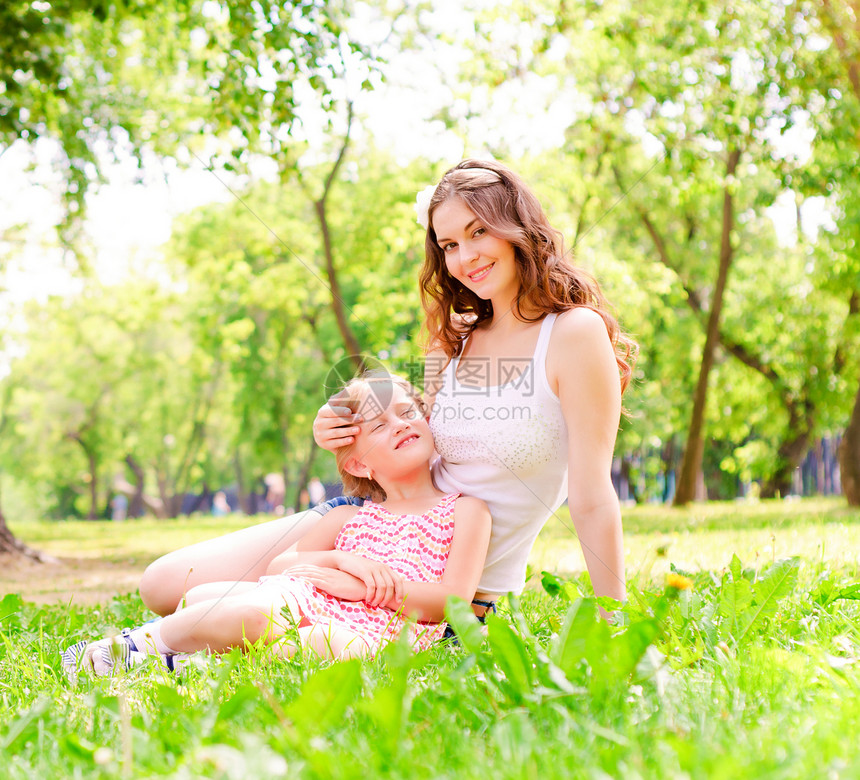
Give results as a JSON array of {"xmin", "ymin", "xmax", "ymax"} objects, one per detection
[
  {"xmin": 419, "ymin": 159, "xmax": 637, "ymax": 393},
  {"xmin": 333, "ymin": 371, "xmax": 429, "ymax": 503}
]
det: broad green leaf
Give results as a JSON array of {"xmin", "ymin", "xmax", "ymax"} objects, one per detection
[
  {"xmin": 359, "ymin": 632, "xmax": 416, "ymax": 747},
  {"xmin": 444, "ymin": 596, "xmax": 486, "ymax": 656},
  {"xmin": 540, "ymin": 570, "xmax": 567, "ymax": 599},
  {"xmin": 0, "ymin": 593, "xmax": 23, "ymax": 628},
  {"xmin": 551, "ymin": 598, "xmax": 600, "ymax": 679},
  {"xmin": 736, "ymin": 558, "xmax": 800, "ymax": 643},
  {"xmin": 718, "ymin": 575, "xmax": 753, "ymax": 633},
  {"xmin": 834, "ymin": 583, "xmax": 860, "ymax": 601},
  {"xmin": 486, "ymin": 614, "xmax": 535, "ymax": 700},
  {"xmin": 285, "ymin": 658, "xmax": 362, "ymax": 734},
  {"xmin": 216, "ymin": 683, "xmax": 261, "ymax": 723},
  {"xmin": 730, "ymin": 554, "xmax": 743, "ymax": 583},
  {"xmin": 605, "ymin": 618, "xmax": 661, "ymax": 681}
]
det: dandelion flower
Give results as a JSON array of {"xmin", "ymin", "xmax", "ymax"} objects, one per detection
[{"xmin": 666, "ymin": 573, "xmax": 694, "ymax": 591}]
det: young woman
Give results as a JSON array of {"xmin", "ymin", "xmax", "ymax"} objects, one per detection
[
  {"xmin": 62, "ymin": 375, "xmax": 491, "ymax": 675},
  {"xmin": 136, "ymin": 159, "xmax": 634, "ymax": 619}
]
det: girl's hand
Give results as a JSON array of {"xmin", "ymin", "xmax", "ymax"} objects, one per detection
[
  {"xmin": 283, "ymin": 565, "xmax": 366, "ymax": 602},
  {"xmin": 334, "ymin": 552, "xmax": 404, "ymax": 607},
  {"xmin": 312, "ymin": 399, "xmax": 362, "ymax": 452}
]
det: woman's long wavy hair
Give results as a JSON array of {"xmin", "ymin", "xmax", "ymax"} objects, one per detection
[{"xmin": 419, "ymin": 159, "xmax": 637, "ymax": 393}]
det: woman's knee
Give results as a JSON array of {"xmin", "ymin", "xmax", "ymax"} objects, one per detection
[{"xmin": 139, "ymin": 556, "xmax": 188, "ymax": 616}]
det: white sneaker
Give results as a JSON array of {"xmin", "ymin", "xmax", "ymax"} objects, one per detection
[{"xmin": 60, "ymin": 628, "xmax": 168, "ymax": 679}]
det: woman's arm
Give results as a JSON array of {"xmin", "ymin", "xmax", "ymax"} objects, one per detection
[
  {"xmin": 381, "ymin": 496, "xmax": 492, "ymax": 623},
  {"xmin": 551, "ymin": 308, "xmax": 626, "ymax": 608}
]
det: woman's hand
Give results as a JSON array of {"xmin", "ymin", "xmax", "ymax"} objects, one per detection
[
  {"xmin": 333, "ymin": 552, "xmax": 404, "ymax": 607},
  {"xmin": 283, "ymin": 565, "xmax": 366, "ymax": 602},
  {"xmin": 312, "ymin": 399, "xmax": 363, "ymax": 452}
]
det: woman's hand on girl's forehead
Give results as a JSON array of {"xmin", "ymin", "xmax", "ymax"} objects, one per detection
[{"xmin": 312, "ymin": 400, "xmax": 363, "ymax": 451}]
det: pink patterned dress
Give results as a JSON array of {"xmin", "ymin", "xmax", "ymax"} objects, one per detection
[{"xmin": 267, "ymin": 492, "xmax": 460, "ymax": 652}]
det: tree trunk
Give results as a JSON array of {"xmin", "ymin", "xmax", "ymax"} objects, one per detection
[
  {"xmin": 291, "ymin": 435, "xmax": 319, "ymax": 511},
  {"xmin": 309, "ymin": 101, "xmax": 365, "ymax": 372},
  {"xmin": 619, "ymin": 456, "xmax": 640, "ymax": 504},
  {"xmin": 674, "ymin": 148, "xmax": 741, "ymax": 506},
  {"xmin": 839, "ymin": 378, "xmax": 860, "ymax": 505},
  {"xmin": 125, "ymin": 454, "xmax": 146, "ymax": 517},
  {"xmin": 0, "ymin": 508, "xmax": 55, "ymax": 562},
  {"xmin": 234, "ymin": 448, "xmax": 250, "ymax": 515},
  {"xmin": 166, "ymin": 494, "xmax": 184, "ymax": 518},
  {"xmin": 315, "ymin": 197, "xmax": 365, "ymax": 370},
  {"xmin": 67, "ymin": 432, "xmax": 100, "ymax": 519},
  {"xmin": 761, "ymin": 405, "xmax": 814, "ymax": 498},
  {"xmin": 87, "ymin": 449, "xmax": 99, "ymax": 520}
]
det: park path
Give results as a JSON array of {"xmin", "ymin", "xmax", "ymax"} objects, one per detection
[{"xmin": 0, "ymin": 554, "xmax": 144, "ymax": 605}]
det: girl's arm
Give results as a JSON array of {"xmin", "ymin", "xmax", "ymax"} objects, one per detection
[
  {"xmin": 268, "ymin": 505, "xmax": 404, "ymax": 606},
  {"xmin": 381, "ymin": 495, "xmax": 492, "ymax": 623},
  {"xmin": 552, "ymin": 308, "xmax": 626, "ymax": 610}
]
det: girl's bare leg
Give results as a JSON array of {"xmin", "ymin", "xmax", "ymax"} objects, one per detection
[
  {"xmin": 158, "ymin": 585, "xmax": 304, "ymax": 654},
  {"xmin": 299, "ymin": 624, "xmax": 374, "ymax": 660},
  {"xmin": 182, "ymin": 581, "xmax": 260, "ymax": 608},
  {"xmin": 139, "ymin": 509, "xmax": 322, "ymax": 615}
]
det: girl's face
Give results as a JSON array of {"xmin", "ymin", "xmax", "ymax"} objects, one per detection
[
  {"xmin": 350, "ymin": 384, "xmax": 434, "ymax": 481},
  {"xmin": 432, "ymin": 197, "xmax": 519, "ymax": 306}
]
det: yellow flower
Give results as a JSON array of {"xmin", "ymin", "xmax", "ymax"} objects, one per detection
[{"xmin": 666, "ymin": 573, "xmax": 694, "ymax": 591}]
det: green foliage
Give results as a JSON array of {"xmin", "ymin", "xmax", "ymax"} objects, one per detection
[
  {"xmin": 717, "ymin": 554, "xmax": 800, "ymax": 643},
  {"xmin": 3, "ymin": 532, "xmax": 860, "ymax": 778},
  {"xmin": 0, "ymin": 0, "xmax": 381, "ymax": 226}
]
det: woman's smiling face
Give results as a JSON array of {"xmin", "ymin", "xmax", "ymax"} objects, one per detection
[{"xmin": 432, "ymin": 197, "xmax": 519, "ymax": 305}]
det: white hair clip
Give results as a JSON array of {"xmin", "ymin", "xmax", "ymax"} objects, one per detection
[{"xmin": 414, "ymin": 184, "xmax": 437, "ymax": 230}]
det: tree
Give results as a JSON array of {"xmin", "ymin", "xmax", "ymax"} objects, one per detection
[
  {"xmin": 0, "ymin": 0, "xmax": 383, "ymax": 550},
  {"xmin": 532, "ymin": 0, "xmax": 843, "ymax": 502},
  {"xmin": 166, "ymin": 151, "xmax": 432, "ymax": 509},
  {"xmin": 812, "ymin": 0, "xmax": 860, "ymax": 504}
]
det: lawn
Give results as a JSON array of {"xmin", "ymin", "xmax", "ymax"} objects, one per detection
[{"xmin": 1, "ymin": 498, "xmax": 859, "ymax": 779}]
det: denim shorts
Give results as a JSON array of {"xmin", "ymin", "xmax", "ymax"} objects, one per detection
[
  {"xmin": 441, "ymin": 598, "xmax": 497, "ymax": 641},
  {"xmin": 310, "ymin": 495, "xmax": 366, "ymax": 515}
]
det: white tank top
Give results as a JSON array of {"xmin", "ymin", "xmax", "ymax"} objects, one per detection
[{"xmin": 430, "ymin": 313, "xmax": 568, "ymax": 594}]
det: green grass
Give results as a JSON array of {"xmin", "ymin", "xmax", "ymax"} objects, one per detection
[
  {"xmin": 7, "ymin": 514, "xmax": 259, "ymax": 565},
  {"xmin": 2, "ymin": 498, "xmax": 860, "ymax": 779}
]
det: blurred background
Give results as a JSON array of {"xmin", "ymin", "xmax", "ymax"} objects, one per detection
[{"xmin": 1, "ymin": 0, "xmax": 858, "ymax": 534}]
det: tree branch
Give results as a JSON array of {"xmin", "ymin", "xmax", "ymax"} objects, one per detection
[
  {"xmin": 835, "ymin": 290, "xmax": 860, "ymax": 375},
  {"xmin": 820, "ymin": 0, "xmax": 860, "ymax": 101},
  {"xmin": 320, "ymin": 101, "xmax": 354, "ymax": 206},
  {"xmin": 611, "ymin": 163, "xmax": 707, "ymax": 316}
]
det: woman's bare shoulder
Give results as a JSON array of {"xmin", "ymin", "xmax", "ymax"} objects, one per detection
[
  {"xmin": 553, "ymin": 306, "xmax": 610, "ymax": 343},
  {"xmin": 547, "ymin": 308, "xmax": 616, "ymax": 393}
]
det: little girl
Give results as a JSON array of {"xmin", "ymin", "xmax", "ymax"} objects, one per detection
[{"xmin": 61, "ymin": 373, "xmax": 491, "ymax": 676}]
